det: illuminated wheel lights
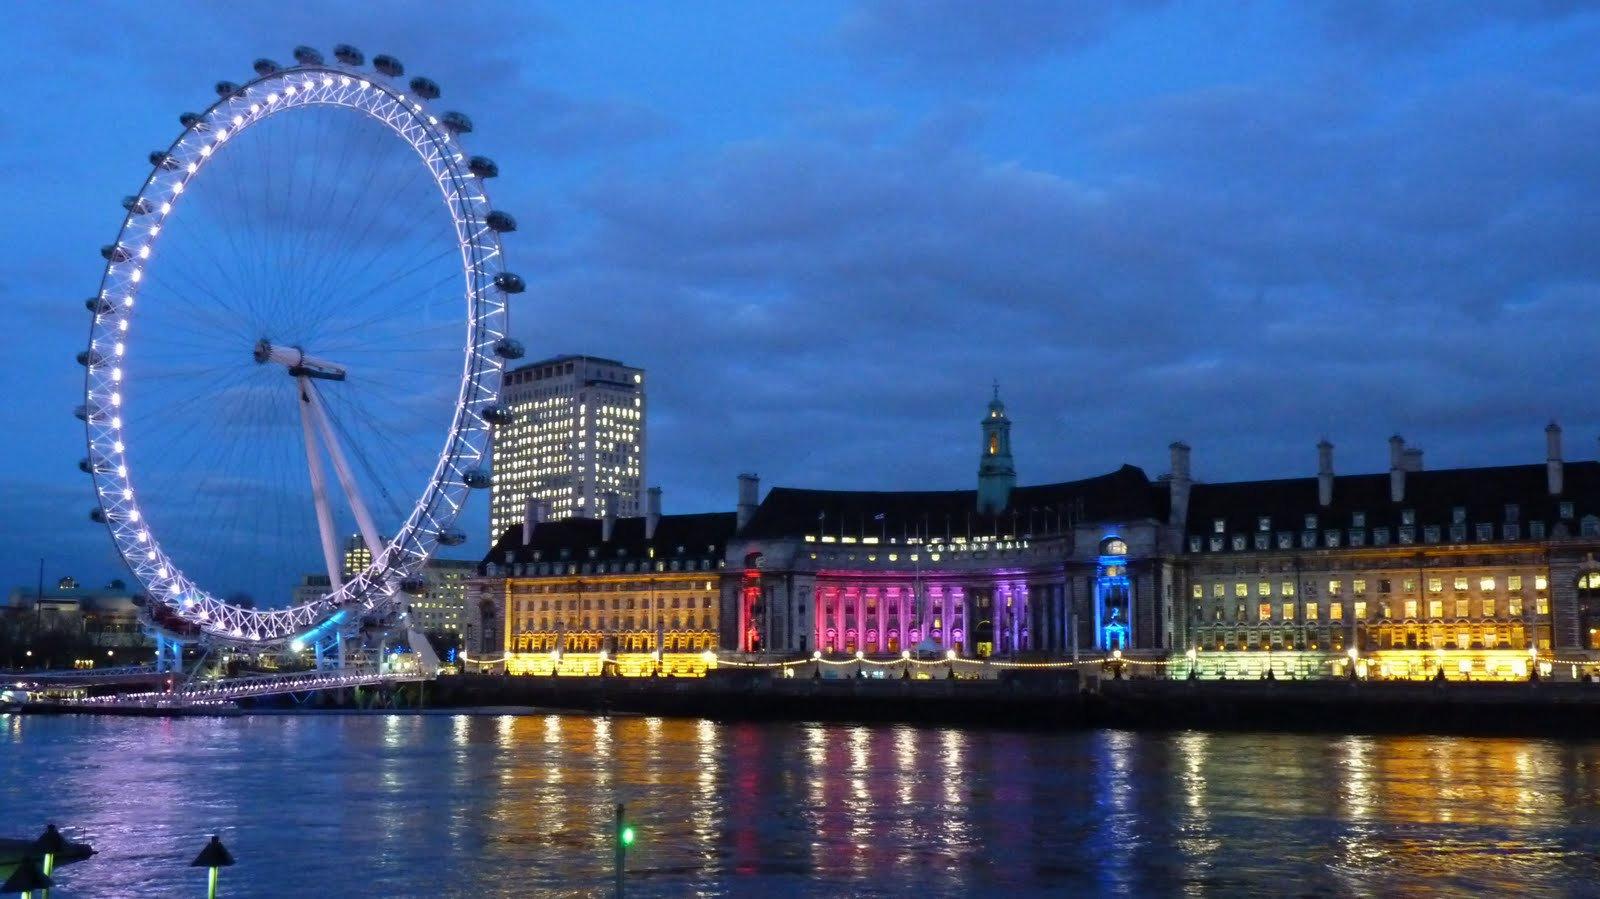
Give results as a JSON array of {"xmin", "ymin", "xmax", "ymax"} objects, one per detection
[{"xmin": 81, "ymin": 46, "xmax": 517, "ymax": 649}]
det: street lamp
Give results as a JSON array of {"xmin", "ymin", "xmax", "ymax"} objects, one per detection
[
  {"xmin": 0, "ymin": 857, "xmax": 49, "ymax": 898},
  {"xmin": 1185, "ymin": 646, "xmax": 1198, "ymax": 680},
  {"xmin": 190, "ymin": 835, "xmax": 235, "ymax": 899},
  {"xmin": 33, "ymin": 823, "xmax": 63, "ymax": 877}
]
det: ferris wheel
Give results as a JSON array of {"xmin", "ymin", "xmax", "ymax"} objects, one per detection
[{"xmin": 79, "ymin": 45, "xmax": 526, "ymax": 649}]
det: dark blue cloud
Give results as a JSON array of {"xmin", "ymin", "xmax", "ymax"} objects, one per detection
[
  {"xmin": 6, "ymin": 0, "xmax": 1600, "ymax": 601},
  {"xmin": 839, "ymin": 0, "xmax": 1168, "ymax": 75}
]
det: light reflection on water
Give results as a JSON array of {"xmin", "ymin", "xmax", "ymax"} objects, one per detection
[{"xmin": 5, "ymin": 714, "xmax": 1600, "ymax": 897}]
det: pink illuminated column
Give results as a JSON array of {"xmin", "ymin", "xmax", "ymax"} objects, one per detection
[{"xmin": 814, "ymin": 586, "xmax": 824, "ymax": 653}]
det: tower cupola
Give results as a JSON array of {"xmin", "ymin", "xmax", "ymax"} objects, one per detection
[{"xmin": 977, "ymin": 383, "xmax": 1016, "ymax": 516}]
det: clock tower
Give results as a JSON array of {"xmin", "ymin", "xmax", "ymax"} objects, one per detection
[{"xmin": 976, "ymin": 383, "xmax": 1016, "ymax": 516}]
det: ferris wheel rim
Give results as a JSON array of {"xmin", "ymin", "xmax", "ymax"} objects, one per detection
[{"xmin": 81, "ymin": 55, "xmax": 510, "ymax": 646}]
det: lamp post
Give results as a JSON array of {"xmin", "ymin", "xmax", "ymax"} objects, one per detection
[
  {"xmin": 0, "ymin": 857, "xmax": 49, "ymax": 898},
  {"xmin": 855, "ymin": 649, "xmax": 865, "ymax": 679},
  {"xmin": 33, "ymin": 824, "xmax": 63, "ymax": 878},
  {"xmin": 614, "ymin": 802, "xmax": 634, "ymax": 898},
  {"xmin": 190, "ymin": 835, "xmax": 234, "ymax": 899},
  {"xmin": 1347, "ymin": 647, "xmax": 1359, "ymax": 681},
  {"xmin": 1185, "ymin": 647, "xmax": 1198, "ymax": 681}
]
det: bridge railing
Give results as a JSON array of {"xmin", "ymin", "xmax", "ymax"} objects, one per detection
[{"xmin": 58, "ymin": 664, "xmax": 435, "ymax": 706}]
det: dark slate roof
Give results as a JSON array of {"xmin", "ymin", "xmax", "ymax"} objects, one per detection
[
  {"xmin": 1186, "ymin": 461, "xmax": 1600, "ymax": 537},
  {"xmin": 482, "ymin": 511, "xmax": 738, "ymax": 570},
  {"xmin": 740, "ymin": 464, "xmax": 1161, "ymax": 540}
]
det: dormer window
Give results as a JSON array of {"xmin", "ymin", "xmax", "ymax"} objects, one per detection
[
  {"xmin": 1452, "ymin": 507, "xmax": 1466, "ymax": 524},
  {"xmin": 1352, "ymin": 511, "xmax": 1366, "ymax": 528},
  {"xmin": 1505, "ymin": 504, "xmax": 1520, "ymax": 523},
  {"xmin": 1258, "ymin": 516, "xmax": 1271, "ymax": 532},
  {"xmin": 1401, "ymin": 509, "xmax": 1416, "ymax": 526},
  {"xmin": 1213, "ymin": 518, "xmax": 1226, "ymax": 534},
  {"xmin": 1304, "ymin": 514, "xmax": 1318, "ymax": 530},
  {"xmin": 1531, "ymin": 520, "xmax": 1547, "ymax": 540},
  {"xmin": 1476, "ymin": 523, "xmax": 1493, "ymax": 541},
  {"xmin": 1561, "ymin": 502, "xmax": 1575, "ymax": 520}
]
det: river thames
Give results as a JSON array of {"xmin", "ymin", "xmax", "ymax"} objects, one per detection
[{"xmin": 6, "ymin": 713, "xmax": 1600, "ymax": 897}]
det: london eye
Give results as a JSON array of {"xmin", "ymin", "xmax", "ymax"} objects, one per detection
[{"xmin": 78, "ymin": 45, "xmax": 525, "ymax": 651}]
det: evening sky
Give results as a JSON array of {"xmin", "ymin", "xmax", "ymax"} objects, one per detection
[{"xmin": 4, "ymin": 1, "xmax": 1599, "ymax": 593}]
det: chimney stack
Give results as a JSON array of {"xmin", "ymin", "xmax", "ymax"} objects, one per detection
[
  {"xmin": 645, "ymin": 486, "xmax": 662, "ymax": 540},
  {"xmin": 1547, "ymin": 421, "xmax": 1564, "ymax": 495},
  {"xmin": 1402, "ymin": 447, "xmax": 1423, "ymax": 472},
  {"xmin": 737, "ymin": 473, "xmax": 760, "ymax": 532},
  {"xmin": 1389, "ymin": 435, "xmax": 1406, "ymax": 503},
  {"xmin": 1317, "ymin": 439, "xmax": 1334, "ymax": 507},
  {"xmin": 1168, "ymin": 441, "xmax": 1192, "ymax": 528},
  {"xmin": 601, "ymin": 491, "xmax": 618, "ymax": 542},
  {"xmin": 521, "ymin": 494, "xmax": 537, "ymax": 545}
]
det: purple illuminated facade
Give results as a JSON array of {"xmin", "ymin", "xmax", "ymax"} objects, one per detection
[{"xmin": 720, "ymin": 393, "xmax": 1184, "ymax": 659}]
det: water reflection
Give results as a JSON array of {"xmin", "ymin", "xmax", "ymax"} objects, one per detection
[{"xmin": 6, "ymin": 716, "xmax": 1600, "ymax": 897}]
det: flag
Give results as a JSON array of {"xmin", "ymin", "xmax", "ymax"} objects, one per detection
[{"xmin": 873, "ymin": 513, "xmax": 886, "ymax": 521}]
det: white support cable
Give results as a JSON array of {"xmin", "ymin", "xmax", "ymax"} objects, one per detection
[
  {"xmin": 301, "ymin": 377, "xmax": 384, "ymax": 575},
  {"xmin": 300, "ymin": 376, "xmax": 345, "ymax": 593}
]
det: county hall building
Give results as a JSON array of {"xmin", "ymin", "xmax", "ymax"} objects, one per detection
[{"xmin": 467, "ymin": 392, "xmax": 1600, "ymax": 681}]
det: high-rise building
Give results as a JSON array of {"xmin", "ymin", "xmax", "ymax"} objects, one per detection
[
  {"xmin": 341, "ymin": 534, "xmax": 373, "ymax": 582},
  {"xmin": 412, "ymin": 558, "xmax": 476, "ymax": 635},
  {"xmin": 490, "ymin": 354, "xmax": 645, "ymax": 536}
]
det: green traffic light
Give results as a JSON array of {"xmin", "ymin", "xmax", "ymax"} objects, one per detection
[{"xmin": 620, "ymin": 826, "xmax": 635, "ymax": 847}]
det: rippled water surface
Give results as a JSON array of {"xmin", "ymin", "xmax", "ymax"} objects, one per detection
[{"xmin": 6, "ymin": 713, "xmax": 1600, "ymax": 897}]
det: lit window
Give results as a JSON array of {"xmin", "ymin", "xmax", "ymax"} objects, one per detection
[
  {"xmin": 1212, "ymin": 583, "xmax": 1225, "ymax": 598},
  {"xmin": 1191, "ymin": 585, "xmax": 1203, "ymax": 599},
  {"xmin": 1429, "ymin": 600, "xmax": 1443, "ymax": 618},
  {"xmin": 1428, "ymin": 578, "xmax": 1443, "ymax": 593},
  {"xmin": 1353, "ymin": 601, "xmax": 1367, "ymax": 619},
  {"xmin": 1404, "ymin": 600, "xmax": 1418, "ymax": 618},
  {"xmin": 1536, "ymin": 576, "xmax": 1548, "ymax": 591},
  {"xmin": 1305, "ymin": 603, "xmax": 1318, "ymax": 621},
  {"xmin": 1328, "ymin": 580, "xmax": 1342, "ymax": 596},
  {"xmin": 1258, "ymin": 603, "xmax": 1271, "ymax": 621},
  {"xmin": 1258, "ymin": 581, "xmax": 1270, "ymax": 597},
  {"xmin": 1235, "ymin": 583, "xmax": 1248, "ymax": 598},
  {"xmin": 1453, "ymin": 576, "xmax": 1468, "ymax": 591},
  {"xmin": 1282, "ymin": 602, "xmax": 1295, "ymax": 620},
  {"xmin": 1353, "ymin": 579, "xmax": 1366, "ymax": 595},
  {"xmin": 1330, "ymin": 603, "xmax": 1344, "ymax": 620},
  {"xmin": 1479, "ymin": 577, "xmax": 1496, "ymax": 591},
  {"xmin": 1483, "ymin": 598, "xmax": 1496, "ymax": 617},
  {"xmin": 1281, "ymin": 581, "xmax": 1296, "ymax": 597}
]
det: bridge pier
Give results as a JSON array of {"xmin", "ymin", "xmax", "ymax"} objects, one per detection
[
  {"xmin": 314, "ymin": 630, "xmax": 345, "ymax": 671},
  {"xmin": 153, "ymin": 632, "xmax": 185, "ymax": 674}
]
